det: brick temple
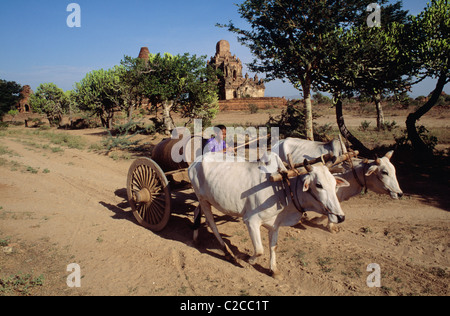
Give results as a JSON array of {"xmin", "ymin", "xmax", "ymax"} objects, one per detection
[{"xmin": 209, "ymin": 40, "xmax": 266, "ymax": 100}]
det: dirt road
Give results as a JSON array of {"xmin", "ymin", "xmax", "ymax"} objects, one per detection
[{"xmin": 0, "ymin": 126, "xmax": 448, "ymax": 296}]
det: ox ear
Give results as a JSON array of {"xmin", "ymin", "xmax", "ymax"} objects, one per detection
[
  {"xmin": 335, "ymin": 176, "xmax": 350, "ymax": 188},
  {"xmin": 385, "ymin": 150, "xmax": 394, "ymax": 160},
  {"xmin": 365, "ymin": 165, "xmax": 378, "ymax": 177},
  {"xmin": 303, "ymin": 175, "xmax": 311, "ymax": 192}
]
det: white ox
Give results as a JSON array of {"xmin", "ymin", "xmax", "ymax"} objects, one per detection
[
  {"xmin": 188, "ymin": 152, "xmax": 349, "ymax": 277},
  {"xmin": 272, "ymin": 138, "xmax": 347, "ymax": 162},
  {"xmin": 273, "ymin": 138, "xmax": 404, "ymax": 231},
  {"xmin": 336, "ymin": 152, "xmax": 404, "ymax": 201},
  {"xmin": 273, "ymin": 138, "xmax": 403, "ymax": 201}
]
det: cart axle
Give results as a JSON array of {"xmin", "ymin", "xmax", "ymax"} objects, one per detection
[{"xmin": 133, "ymin": 188, "xmax": 152, "ymax": 204}]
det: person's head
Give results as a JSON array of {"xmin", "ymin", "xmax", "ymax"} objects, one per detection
[{"xmin": 215, "ymin": 125, "xmax": 227, "ymax": 141}]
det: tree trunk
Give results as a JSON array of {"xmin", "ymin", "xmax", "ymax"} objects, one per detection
[
  {"xmin": 106, "ymin": 107, "xmax": 114, "ymax": 129},
  {"xmin": 107, "ymin": 115, "xmax": 113, "ymax": 130},
  {"xmin": 406, "ymin": 71, "xmax": 447, "ymax": 156},
  {"xmin": 304, "ymin": 95, "xmax": 314, "ymax": 141},
  {"xmin": 127, "ymin": 103, "xmax": 134, "ymax": 122},
  {"xmin": 373, "ymin": 93, "xmax": 385, "ymax": 130},
  {"xmin": 100, "ymin": 116, "xmax": 107, "ymax": 129},
  {"xmin": 302, "ymin": 80, "xmax": 314, "ymax": 141},
  {"xmin": 335, "ymin": 96, "xmax": 372, "ymax": 158},
  {"xmin": 162, "ymin": 101, "xmax": 175, "ymax": 135}
]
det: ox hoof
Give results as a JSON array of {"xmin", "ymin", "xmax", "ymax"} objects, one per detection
[
  {"xmin": 193, "ymin": 230, "xmax": 199, "ymax": 243},
  {"xmin": 248, "ymin": 254, "xmax": 262, "ymax": 265},
  {"xmin": 327, "ymin": 225, "xmax": 340, "ymax": 234},
  {"xmin": 223, "ymin": 245, "xmax": 238, "ymax": 265}
]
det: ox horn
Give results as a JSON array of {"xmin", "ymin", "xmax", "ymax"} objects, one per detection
[
  {"xmin": 304, "ymin": 159, "xmax": 313, "ymax": 173},
  {"xmin": 385, "ymin": 150, "xmax": 394, "ymax": 160}
]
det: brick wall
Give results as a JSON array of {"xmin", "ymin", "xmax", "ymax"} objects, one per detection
[{"xmin": 218, "ymin": 97, "xmax": 288, "ymax": 111}]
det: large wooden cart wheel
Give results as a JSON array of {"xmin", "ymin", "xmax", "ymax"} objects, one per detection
[{"xmin": 127, "ymin": 158, "xmax": 171, "ymax": 232}]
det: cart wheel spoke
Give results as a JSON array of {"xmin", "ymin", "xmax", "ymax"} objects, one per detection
[
  {"xmin": 136, "ymin": 167, "xmax": 145, "ymax": 188},
  {"xmin": 148, "ymin": 168, "xmax": 156, "ymax": 189},
  {"xmin": 148, "ymin": 204, "xmax": 160, "ymax": 222}
]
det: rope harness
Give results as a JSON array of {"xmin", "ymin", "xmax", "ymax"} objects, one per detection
[
  {"xmin": 347, "ymin": 153, "xmax": 368, "ymax": 194},
  {"xmin": 280, "ymin": 170, "xmax": 305, "ymax": 214}
]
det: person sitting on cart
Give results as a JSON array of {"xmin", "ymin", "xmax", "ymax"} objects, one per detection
[{"xmin": 206, "ymin": 125, "xmax": 228, "ymax": 153}]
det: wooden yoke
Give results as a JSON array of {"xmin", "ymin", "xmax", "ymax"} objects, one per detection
[
  {"xmin": 331, "ymin": 150, "xmax": 359, "ymax": 167},
  {"xmin": 270, "ymin": 151, "xmax": 359, "ymax": 182}
]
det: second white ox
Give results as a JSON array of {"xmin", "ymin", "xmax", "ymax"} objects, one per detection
[
  {"xmin": 188, "ymin": 152, "xmax": 349, "ymax": 277},
  {"xmin": 273, "ymin": 138, "xmax": 403, "ymax": 202},
  {"xmin": 272, "ymin": 137, "xmax": 347, "ymax": 161},
  {"xmin": 273, "ymin": 138, "xmax": 404, "ymax": 231}
]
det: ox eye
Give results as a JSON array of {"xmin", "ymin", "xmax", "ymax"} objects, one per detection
[
  {"xmin": 382, "ymin": 171, "xmax": 389, "ymax": 176},
  {"xmin": 316, "ymin": 183, "xmax": 323, "ymax": 189}
]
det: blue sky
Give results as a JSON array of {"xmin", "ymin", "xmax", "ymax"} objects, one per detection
[{"xmin": 0, "ymin": 0, "xmax": 440, "ymax": 98}]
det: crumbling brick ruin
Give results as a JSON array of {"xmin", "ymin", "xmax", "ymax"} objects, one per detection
[
  {"xmin": 17, "ymin": 85, "xmax": 33, "ymax": 113},
  {"xmin": 138, "ymin": 47, "xmax": 151, "ymax": 60},
  {"xmin": 209, "ymin": 40, "xmax": 266, "ymax": 100}
]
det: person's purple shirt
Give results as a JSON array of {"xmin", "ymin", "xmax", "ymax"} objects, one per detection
[{"xmin": 206, "ymin": 138, "xmax": 226, "ymax": 153}]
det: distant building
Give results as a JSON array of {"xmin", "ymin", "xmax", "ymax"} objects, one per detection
[
  {"xmin": 209, "ymin": 40, "xmax": 265, "ymax": 100},
  {"xmin": 17, "ymin": 85, "xmax": 33, "ymax": 113},
  {"xmin": 138, "ymin": 47, "xmax": 150, "ymax": 60}
]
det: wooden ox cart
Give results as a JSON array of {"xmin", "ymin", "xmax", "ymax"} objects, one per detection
[{"xmin": 126, "ymin": 133, "xmax": 358, "ymax": 232}]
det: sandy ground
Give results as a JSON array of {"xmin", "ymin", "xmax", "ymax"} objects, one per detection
[{"xmin": 0, "ymin": 110, "xmax": 449, "ymax": 296}]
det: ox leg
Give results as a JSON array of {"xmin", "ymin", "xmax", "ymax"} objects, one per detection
[
  {"xmin": 268, "ymin": 228, "xmax": 281, "ymax": 278},
  {"xmin": 193, "ymin": 206, "xmax": 201, "ymax": 243},
  {"xmin": 246, "ymin": 220, "xmax": 264, "ymax": 266},
  {"xmin": 201, "ymin": 202, "xmax": 236, "ymax": 263}
]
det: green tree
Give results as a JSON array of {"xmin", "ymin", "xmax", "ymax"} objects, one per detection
[
  {"xmin": 406, "ymin": 0, "xmax": 450, "ymax": 156},
  {"xmin": 75, "ymin": 54, "xmax": 218, "ymax": 133},
  {"xmin": 73, "ymin": 66, "xmax": 125, "ymax": 129},
  {"xmin": 136, "ymin": 53, "xmax": 219, "ymax": 134},
  {"xmin": 0, "ymin": 79, "xmax": 22, "ymax": 119},
  {"xmin": 177, "ymin": 62, "xmax": 219, "ymax": 128},
  {"xmin": 220, "ymin": 0, "xmax": 372, "ymax": 140},
  {"xmin": 313, "ymin": 4, "xmax": 413, "ymax": 155},
  {"xmin": 29, "ymin": 83, "xmax": 69, "ymax": 126},
  {"xmin": 350, "ymin": 1, "xmax": 409, "ymax": 130},
  {"xmin": 120, "ymin": 56, "xmax": 149, "ymax": 121}
]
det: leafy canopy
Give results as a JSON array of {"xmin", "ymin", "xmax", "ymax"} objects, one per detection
[
  {"xmin": 0, "ymin": 79, "xmax": 22, "ymax": 118},
  {"xmin": 122, "ymin": 52, "xmax": 219, "ymax": 127},
  {"xmin": 29, "ymin": 83, "xmax": 70, "ymax": 126}
]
